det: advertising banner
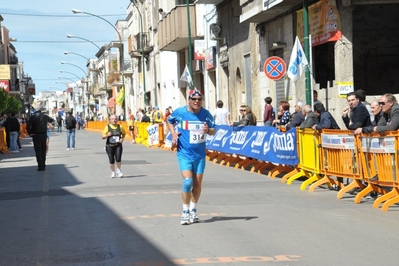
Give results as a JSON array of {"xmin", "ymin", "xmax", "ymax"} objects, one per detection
[
  {"xmin": 147, "ymin": 124, "xmax": 159, "ymax": 146},
  {"xmin": 0, "ymin": 65, "xmax": 10, "ymax": 80},
  {"xmin": 0, "ymin": 80, "xmax": 9, "ymax": 92},
  {"xmin": 194, "ymin": 40, "xmax": 206, "ymax": 60},
  {"xmin": 206, "ymin": 125, "xmax": 298, "ymax": 166},
  {"xmin": 296, "ymin": 0, "xmax": 341, "ymax": 46}
]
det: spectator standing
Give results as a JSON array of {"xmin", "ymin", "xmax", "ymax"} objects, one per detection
[
  {"xmin": 231, "ymin": 105, "xmax": 257, "ymax": 126},
  {"xmin": 286, "ymin": 100, "xmax": 305, "ymax": 130},
  {"xmin": 153, "ymin": 106, "xmax": 163, "ymax": 124},
  {"xmin": 300, "ymin": 104, "xmax": 317, "ymax": 129},
  {"xmin": 167, "ymin": 90, "xmax": 215, "ymax": 225},
  {"xmin": 65, "ymin": 111, "xmax": 77, "ymax": 150},
  {"xmin": 342, "ymin": 91, "xmax": 371, "ymax": 130},
  {"xmin": 374, "ymin": 93, "xmax": 399, "ymax": 132},
  {"xmin": 355, "ymin": 89, "xmax": 374, "ymax": 123},
  {"xmin": 273, "ymin": 101, "xmax": 291, "ymax": 127},
  {"xmin": 27, "ymin": 105, "xmax": 54, "ymax": 171},
  {"xmin": 127, "ymin": 108, "xmax": 136, "ymax": 144},
  {"xmin": 313, "ymin": 90, "xmax": 321, "ymax": 105},
  {"xmin": 3, "ymin": 112, "xmax": 20, "ymax": 153},
  {"xmin": 354, "ymin": 100, "xmax": 387, "ymax": 134},
  {"xmin": 213, "ymin": 100, "xmax": 230, "ymax": 125},
  {"xmin": 263, "ymin": 97, "xmax": 274, "ymax": 126},
  {"xmin": 136, "ymin": 108, "xmax": 143, "ymax": 122},
  {"xmin": 312, "ymin": 103, "xmax": 340, "ymax": 130}
]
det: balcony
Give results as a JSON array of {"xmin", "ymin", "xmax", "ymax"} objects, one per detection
[
  {"xmin": 240, "ymin": 0, "xmax": 302, "ymax": 23},
  {"xmin": 128, "ymin": 33, "xmax": 153, "ymax": 58},
  {"xmin": 158, "ymin": 4, "xmax": 201, "ymax": 52}
]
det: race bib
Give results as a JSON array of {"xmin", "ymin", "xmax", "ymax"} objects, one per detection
[
  {"xmin": 190, "ymin": 130, "xmax": 205, "ymax": 144},
  {"xmin": 109, "ymin": 136, "xmax": 120, "ymax": 144}
]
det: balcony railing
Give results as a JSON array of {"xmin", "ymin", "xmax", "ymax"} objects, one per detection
[
  {"xmin": 158, "ymin": 5, "xmax": 199, "ymax": 52},
  {"xmin": 128, "ymin": 33, "xmax": 153, "ymax": 58}
]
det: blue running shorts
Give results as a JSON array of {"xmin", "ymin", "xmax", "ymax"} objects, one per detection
[{"xmin": 177, "ymin": 155, "xmax": 206, "ymax": 174}]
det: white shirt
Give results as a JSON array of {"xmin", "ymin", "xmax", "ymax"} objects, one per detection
[{"xmin": 213, "ymin": 108, "xmax": 230, "ymax": 125}]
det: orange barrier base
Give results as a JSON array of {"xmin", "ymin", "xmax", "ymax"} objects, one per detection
[
  {"xmin": 337, "ymin": 179, "xmax": 365, "ymax": 199},
  {"xmin": 308, "ymin": 175, "xmax": 343, "ymax": 192},
  {"xmin": 373, "ymin": 187, "xmax": 399, "ymax": 210},
  {"xmin": 354, "ymin": 183, "xmax": 387, "ymax": 204}
]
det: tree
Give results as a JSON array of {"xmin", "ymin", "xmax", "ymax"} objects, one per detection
[{"xmin": 0, "ymin": 88, "xmax": 23, "ymax": 115}]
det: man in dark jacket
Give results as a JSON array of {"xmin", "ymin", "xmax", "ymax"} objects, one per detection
[
  {"xmin": 312, "ymin": 103, "xmax": 340, "ymax": 130},
  {"xmin": 342, "ymin": 91, "xmax": 371, "ymax": 130},
  {"xmin": 27, "ymin": 105, "xmax": 54, "ymax": 171},
  {"xmin": 374, "ymin": 93, "xmax": 399, "ymax": 133},
  {"xmin": 300, "ymin": 105, "xmax": 317, "ymax": 129},
  {"xmin": 65, "ymin": 111, "xmax": 77, "ymax": 150},
  {"xmin": 354, "ymin": 100, "xmax": 387, "ymax": 134},
  {"xmin": 286, "ymin": 100, "xmax": 305, "ymax": 130}
]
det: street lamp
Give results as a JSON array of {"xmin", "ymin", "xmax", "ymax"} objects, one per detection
[
  {"xmin": 130, "ymin": 0, "xmax": 147, "ymax": 107},
  {"xmin": 64, "ymin": 51, "xmax": 90, "ymax": 62},
  {"xmin": 71, "ymin": 8, "xmax": 125, "ymax": 96},
  {"xmin": 61, "ymin": 61, "xmax": 87, "ymax": 77},
  {"xmin": 66, "ymin": 34, "xmax": 107, "ymax": 92},
  {"xmin": 59, "ymin": 70, "xmax": 82, "ymax": 80}
]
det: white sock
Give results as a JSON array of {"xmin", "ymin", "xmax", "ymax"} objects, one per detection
[
  {"xmin": 183, "ymin": 204, "xmax": 189, "ymax": 212},
  {"xmin": 189, "ymin": 201, "xmax": 196, "ymax": 211}
]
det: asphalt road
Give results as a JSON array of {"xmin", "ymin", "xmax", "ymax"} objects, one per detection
[{"xmin": 1, "ymin": 129, "xmax": 399, "ymax": 266}]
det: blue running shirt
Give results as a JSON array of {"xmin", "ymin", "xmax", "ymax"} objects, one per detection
[{"xmin": 168, "ymin": 106, "xmax": 215, "ymax": 159}]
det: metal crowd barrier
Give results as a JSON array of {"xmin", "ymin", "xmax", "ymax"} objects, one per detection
[
  {"xmin": 281, "ymin": 128, "xmax": 322, "ymax": 190},
  {"xmin": 356, "ymin": 131, "xmax": 399, "ymax": 211},
  {"xmin": 309, "ymin": 129, "xmax": 363, "ymax": 199}
]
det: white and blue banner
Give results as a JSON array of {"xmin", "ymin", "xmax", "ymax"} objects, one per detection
[{"xmin": 206, "ymin": 125, "xmax": 298, "ymax": 166}]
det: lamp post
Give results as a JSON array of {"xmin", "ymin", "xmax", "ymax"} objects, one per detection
[
  {"xmin": 60, "ymin": 70, "xmax": 82, "ymax": 80},
  {"xmin": 186, "ymin": 0, "xmax": 194, "ymax": 90},
  {"xmin": 61, "ymin": 61, "xmax": 87, "ymax": 77},
  {"xmin": 71, "ymin": 9, "xmax": 125, "ymax": 92},
  {"xmin": 67, "ymin": 34, "xmax": 107, "ymax": 93},
  {"xmin": 130, "ymin": 0, "xmax": 146, "ymax": 107},
  {"xmin": 60, "ymin": 62, "xmax": 89, "ymax": 118},
  {"xmin": 64, "ymin": 51, "xmax": 90, "ymax": 62}
]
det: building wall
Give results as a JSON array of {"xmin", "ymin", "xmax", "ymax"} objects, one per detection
[{"xmin": 217, "ymin": 0, "xmax": 252, "ymax": 122}]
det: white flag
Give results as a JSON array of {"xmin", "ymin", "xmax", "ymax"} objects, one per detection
[
  {"xmin": 287, "ymin": 36, "xmax": 309, "ymax": 83},
  {"xmin": 180, "ymin": 65, "xmax": 193, "ymax": 86}
]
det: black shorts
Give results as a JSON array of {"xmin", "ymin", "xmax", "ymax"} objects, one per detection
[{"xmin": 129, "ymin": 126, "xmax": 134, "ymax": 131}]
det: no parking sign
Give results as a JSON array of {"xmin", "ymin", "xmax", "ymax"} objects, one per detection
[{"xmin": 263, "ymin": 56, "xmax": 286, "ymax": 81}]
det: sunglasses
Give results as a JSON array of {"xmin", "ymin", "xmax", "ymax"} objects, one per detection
[
  {"xmin": 239, "ymin": 109, "xmax": 245, "ymax": 112},
  {"xmin": 190, "ymin": 97, "xmax": 202, "ymax": 102},
  {"xmin": 379, "ymin": 101, "xmax": 387, "ymax": 106}
]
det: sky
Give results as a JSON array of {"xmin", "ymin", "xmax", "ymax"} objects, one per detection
[{"xmin": 1, "ymin": 0, "xmax": 130, "ymax": 94}]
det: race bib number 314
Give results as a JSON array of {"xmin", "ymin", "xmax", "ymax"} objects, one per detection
[{"xmin": 190, "ymin": 130, "xmax": 205, "ymax": 144}]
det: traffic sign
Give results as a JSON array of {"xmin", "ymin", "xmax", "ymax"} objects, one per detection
[{"xmin": 263, "ymin": 56, "xmax": 286, "ymax": 80}]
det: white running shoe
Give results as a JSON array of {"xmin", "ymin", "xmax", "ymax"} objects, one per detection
[
  {"xmin": 116, "ymin": 169, "xmax": 124, "ymax": 178},
  {"xmin": 181, "ymin": 210, "xmax": 190, "ymax": 225},
  {"xmin": 67, "ymin": 148, "xmax": 70, "ymax": 151},
  {"xmin": 110, "ymin": 172, "xmax": 115, "ymax": 179},
  {"xmin": 189, "ymin": 209, "xmax": 199, "ymax": 223}
]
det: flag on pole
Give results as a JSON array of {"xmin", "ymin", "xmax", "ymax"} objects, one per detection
[
  {"xmin": 287, "ymin": 36, "xmax": 310, "ymax": 83},
  {"xmin": 180, "ymin": 64, "xmax": 193, "ymax": 86},
  {"xmin": 116, "ymin": 86, "xmax": 125, "ymax": 106}
]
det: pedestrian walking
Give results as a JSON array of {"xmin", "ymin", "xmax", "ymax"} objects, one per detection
[
  {"xmin": 167, "ymin": 89, "xmax": 216, "ymax": 225},
  {"xmin": 26, "ymin": 105, "xmax": 54, "ymax": 171},
  {"xmin": 65, "ymin": 111, "xmax": 77, "ymax": 150},
  {"xmin": 56, "ymin": 115, "xmax": 63, "ymax": 133},
  {"xmin": 102, "ymin": 114, "xmax": 126, "ymax": 178}
]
